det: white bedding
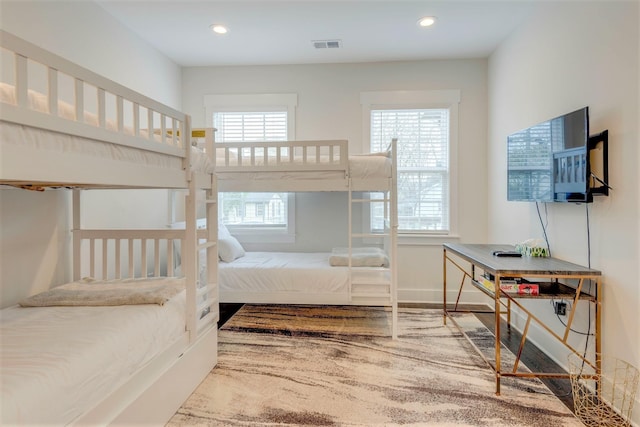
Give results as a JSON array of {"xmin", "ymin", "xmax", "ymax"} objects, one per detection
[
  {"xmin": 219, "ymin": 251, "xmax": 349, "ymax": 295},
  {"xmin": 0, "ymin": 279, "xmax": 187, "ymax": 426},
  {"xmin": 0, "ymin": 82, "xmax": 213, "ymax": 174}
]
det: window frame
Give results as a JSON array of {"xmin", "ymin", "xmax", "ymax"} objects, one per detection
[
  {"xmin": 360, "ymin": 90, "xmax": 460, "ymax": 242},
  {"xmin": 205, "ymin": 93, "xmax": 298, "ymax": 244}
]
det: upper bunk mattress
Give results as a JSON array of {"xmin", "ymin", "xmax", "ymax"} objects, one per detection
[{"xmin": 0, "ymin": 278, "xmax": 186, "ymax": 426}]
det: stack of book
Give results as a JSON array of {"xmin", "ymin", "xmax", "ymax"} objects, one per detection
[{"xmin": 480, "ymin": 276, "xmax": 539, "ymax": 295}]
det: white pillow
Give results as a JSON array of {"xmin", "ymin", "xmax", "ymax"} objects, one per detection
[{"xmin": 218, "ymin": 235, "xmax": 245, "ymax": 262}]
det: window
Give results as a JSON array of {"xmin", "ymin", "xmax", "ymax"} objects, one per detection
[
  {"xmin": 361, "ymin": 90, "xmax": 460, "ymax": 236},
  {"xmin": 214, "ymin": 112, "xmax": 287, "ymax": 143},
  {"xmin": 205, "ymin": 94, "xmax": 298, "ymax": 243}
]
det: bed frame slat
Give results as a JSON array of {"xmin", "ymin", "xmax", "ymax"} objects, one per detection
[
  {"xmin": 140, "ymin": 238, "xmax": 147, "ymax": 277},
  {"xmin": 15, "ymin": 53, "xmax": 28, "ymax": 108},
  {"xmin": 75, "ymin": 78, "xmax": 84, "ymax": 123},
  {"xmin": 48, "ymin": 68, "xmax": 58, "ymax": 116},
  {"xmin": 97, "ymin": 87, "xmax": 106, "ymax": 129},
  {"xmin": 128, "ymin": 239, "xmax": 134, "ymax": 277},
  {"xmin": 115, "ymin": 239, "xmax": 121, "ymax": 279},
  {"xmin": 116, "ymin": 95, "xmax": 124, "ymax": 133},
  {"xmin": 167, "ymin": 240, "xmax": 174, "ymax": 276},
  {"xmin": 154, "ymin": 239, "xmax": 160, "ymax": 277},
  {"xmin": 102, "ymin": 238, "xmax": 108, "ymax": 278},
  {"xmin": 147, "ymin": 108, "xmax": 154, "ymax": 141},
  {"xmin": 89, "ymin": 238, "xmax": 96, "ymax": 278}
]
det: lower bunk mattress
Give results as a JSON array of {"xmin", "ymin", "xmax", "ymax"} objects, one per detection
[
  {"xmin": 0, "ymin": 278, "xmax": 188, "ymax": 426},
  {"xmin": 219, "ymin": 251, "xmax": 390, "ymax": 304}
]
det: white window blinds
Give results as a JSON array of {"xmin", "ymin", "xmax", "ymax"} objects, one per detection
[
  {"xmin": 371, "ymin": 108, "xmax": 450, "ymax": 232},
  {"xmin": 214, "ymin": 112, "xmax": 287, "ymax": 142}
]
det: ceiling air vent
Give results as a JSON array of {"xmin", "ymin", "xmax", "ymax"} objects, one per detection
[{"xmin": 313, "ymin": 39, "xmax": 342, "ymax": 49}]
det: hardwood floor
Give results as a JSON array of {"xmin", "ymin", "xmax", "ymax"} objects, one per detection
[
  {"xmin": 218, "ymin": 302, "xmax": 575, "ymax": 412},
  {"xmin": 219, "ymin": 303, "xmax": 244, "ymax": 328}
]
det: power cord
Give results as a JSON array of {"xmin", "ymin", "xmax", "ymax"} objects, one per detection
[
  {"xmin": 549, "ymin": 298, "xmax": 594, "ymax": 336},
  {"xmin": 535, "ymin": 201, "xmax": 552, "ymax": 257},
  {"xmin": 581, "ymin": 204, "xmax": 594, "ymax": 369}
]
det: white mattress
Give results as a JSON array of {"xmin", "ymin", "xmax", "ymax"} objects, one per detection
[
  {"xmin": 0, "ymin": 280, "xmax": 187, "ymax": 426},
  {"xmin": 219, "ymin": 251, "xmax": 349, "ymax": 294}
]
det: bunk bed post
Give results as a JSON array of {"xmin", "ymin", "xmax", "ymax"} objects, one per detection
[
  {"xmin": 184, "ymin": 116, "xmax": 193, "ymax": 183},
  {"xmin": 183, "ymin": 116, "xmax": 197, "ymax": 341},
  {"xmin": 205, "ymin": 126, "xmax": 215, "ymax": 165},
  {"xmin": 206, "ymin": 170, "xmax": 219, "ymax": 326},
  {"xmin": 72, "ymin": 189, "xmax": 82, "ymax": 281},
  {"xmin": 390, "ymin": 138, "xmax": 398, "ymax": 339},
  {"xmin": 184, "ymin": 176, "xmax": 197, "ymax": 342},
  {"xmin": 205, "ymin": 128, "xmax": 219, "ymax": 326},
  {"xmin": 348, "ymin": 175, "xmax": 353, "ymax": 302}
]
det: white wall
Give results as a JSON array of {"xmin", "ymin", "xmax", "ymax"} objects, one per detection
[
  {"xmin": 0, "ymin": 1, "xmax": 182, "ymax": 308},
  {"xmin": 0, "ymin": 1, "xmax": 182, "ymax": 107},
  {"xmin": 0, "ymin": 189, "xmax": 71, "ymax": 307},
  {"xmin": 488, "ymin": 1, "xmax": 639, "ymax": 423},
  {"xmin": 182, "ymin": 59, "xmax": 489, "ymax": 302}
]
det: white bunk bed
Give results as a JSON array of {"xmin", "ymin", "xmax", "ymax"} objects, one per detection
[
  {"xmin": 215, "ymin": 138, "xmax": 399, "ymax": 338},
  {"xmin": 0, "ymin": 31, "xmax": 218, "ymax": 426}
]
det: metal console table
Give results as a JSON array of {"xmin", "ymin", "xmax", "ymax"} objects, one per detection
[{"xmin": 443, "ymin": 243, "xmax": 601, "ymax": 394}]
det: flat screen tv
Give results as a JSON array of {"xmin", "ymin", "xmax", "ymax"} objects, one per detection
[{"xmin": 507, "ymin": 107, "xmax": 592, "ymax": 203}]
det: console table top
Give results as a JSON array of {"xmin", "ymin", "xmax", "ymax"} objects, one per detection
[{"xmin": 443, "ymin": 243, "xmax": 601, "ymax": 277}]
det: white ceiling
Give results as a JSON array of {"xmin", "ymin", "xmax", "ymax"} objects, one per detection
[{"xmin": 96, "ymin": 1, "xmax": 537, "ymax": 67}]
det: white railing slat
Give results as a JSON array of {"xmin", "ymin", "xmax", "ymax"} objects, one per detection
[
  {"xmin": 15, "ymin": 54, "xmax": 28, "ymax": 108},
  {"xmin": 97, "ymin": 88, "xmax": 106, "ymax": 129},
  {"xmin": 116, "ymin": 95, "xmax": 124, "ymax": 133},
  {"xmin": 154, "ymin": 239, "xmax": 160, "ymax": 277},
  {"xmin": 147, "ymin": 108, "xmax": 154, "ymax": 141},
  {"xmin": 89, "ymin": 239, "xmax": 95, "ymax": 278},
  {"xmin": 115, "ymin": 239, "xmax": 121, "ymax": 279},
  {"xmin": 48, "ymin": 68, "xmax": 58, "ymax": 116},
  {"xmin": 141, "ymin": 239, "xmax": 147, "ymax": 277},
  {"xmin": 74, "ymin": 78, "xmax": 84, "ymax": 123},
  {"xmin": 128, "ymin": 239, "xmax": 134, "ymax": 278},
  {"xmin": 102, "ymin": 238, "xmax": 108, "ymax": 279}
]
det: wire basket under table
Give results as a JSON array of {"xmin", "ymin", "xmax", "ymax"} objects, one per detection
[{"xmin": 568, "ymin": 353, "xmax": 639, "ymax": 427}]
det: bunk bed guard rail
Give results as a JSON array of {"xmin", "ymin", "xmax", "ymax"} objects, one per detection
[
  {"xmin": 0, "ymin": 30, "xmax": 195, "ymax": 181},
  {"xmin": 215, "ymin": 139, "xmax": 349, "ymax": 172}
]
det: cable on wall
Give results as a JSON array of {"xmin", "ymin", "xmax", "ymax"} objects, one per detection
[{"xmin": 535, "ymin": 201, "xmax": 552, "ymax": 257}]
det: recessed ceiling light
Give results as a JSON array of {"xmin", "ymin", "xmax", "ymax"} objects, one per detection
[
  {"xmin": 210, "ymin": 24, "xmax": 228, "ymax": 34},
  {"xmin": 417, "ymin": 16, "xmax": 437, "ymax": 27}
]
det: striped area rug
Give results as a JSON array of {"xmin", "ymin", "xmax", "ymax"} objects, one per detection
[{"xmin": 167, "ymin": 305, "xmax": 582, "ymax": 426}]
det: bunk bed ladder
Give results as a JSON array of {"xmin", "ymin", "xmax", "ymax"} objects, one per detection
[
  {"xmin": 184, "ymin": 129, "xmax": 219, "ymax": 343},
  {"xmin": 348, "ymin": 138, "xmax": 398, "ymax": 338}
]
